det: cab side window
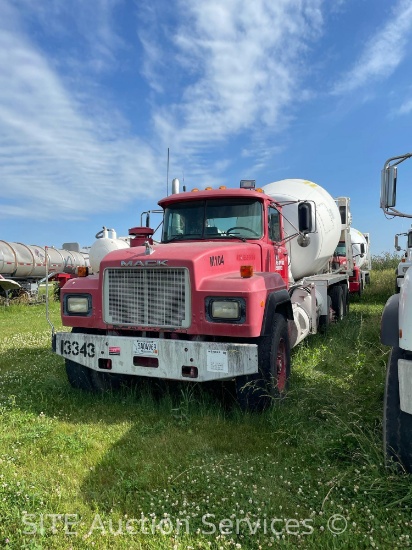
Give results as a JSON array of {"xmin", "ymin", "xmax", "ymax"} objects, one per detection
[{"xmin": 268, "ymin": 206, "xmax": 281, "ymax": 242}]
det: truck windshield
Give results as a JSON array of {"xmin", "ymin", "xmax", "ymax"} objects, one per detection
[
  {"xmin": 162, "ymin": 198, "xmax": 263, "ymax": 242},
  {"xmin": 408, "ymin": 232, "xmax": 412, "ymax": 249},
  {"xmin": 334, "ymin": 242, "xmax": 346, "ymax": 256}
]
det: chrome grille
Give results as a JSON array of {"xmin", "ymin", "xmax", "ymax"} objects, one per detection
[{"xmin": 103, "ymin": 268, "xmax": 190, "ymax": 328}]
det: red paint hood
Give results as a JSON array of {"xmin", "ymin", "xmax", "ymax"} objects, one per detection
[{"xmin": 101, "ymin": 241, "xmax": 264, "ymax": 274}]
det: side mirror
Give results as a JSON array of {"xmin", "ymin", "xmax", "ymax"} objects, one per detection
[
  {"xmin": 408, "ymin": 231, "xmax": 412, "ymax": 249},
  {"xmin": 298, "ymin": 202, "xmax": 313, "ymax": 234},
  {"xmin": 380, "ymin": 166, "xmax": 397, "ymax": 209},
  {"xmin": 395, "ymin": 235, "xmax": 401, "ymax": 251},
  {"xmin": 360, "ymin": 243, "xmax": 365, "ymax": 255}
]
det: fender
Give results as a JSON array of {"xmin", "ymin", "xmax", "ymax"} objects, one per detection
[
  {"xmin": 261, "ymin": 289, "xmax": 293, "ymax": 337},
  {"xmin": 381, "ymin": 294, "xmax": 399, "ymax": 346}
]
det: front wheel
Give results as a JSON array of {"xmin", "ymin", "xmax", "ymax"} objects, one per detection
[
  {"xmin": 65, "ymin": 358, "xmax": 94, "ymax": 391},
  {"xmin": 384, "ymin": 346, "xmax": 412, "ymax": 472},
  {"xmin": 64, "ymin": 328, "xmax": 124, "ymax": 393},
  {"xmin": 89, "ymin": 370, "xmax": 127, "ymax": 393},
  {"xmin": 341, "ymin": 284, "xmax": 349, "ymax": 316},
  {"xmin": 236, "ymin": 313, "xmax": 290, "ymax": 412}
]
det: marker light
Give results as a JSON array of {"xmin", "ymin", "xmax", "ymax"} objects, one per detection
[
  {"xmin": 219, "ymin": 186, "xmax": 227, "ymax": 190},
  {"xmin": 240, "ymin": 180, "xmax": 256, "ymax": 189},
  {"xmin": 191, "ymin": 188, "xmax": 199, "ymax": 192},
  {"xmin": 205, "ymin": 187, "xmax": 213, "ymax": 190},
  {"xmin": 77, "ymin": 266, "xmax": 89, "ymax": 277},
  {"xmin": 240, "ymin": 265, "xmax": 254, "ymax": 278}
]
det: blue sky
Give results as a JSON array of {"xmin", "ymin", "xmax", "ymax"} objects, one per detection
[{"xmin": 1, "ymin": 0, "xmax": 412, "ymax": 255}]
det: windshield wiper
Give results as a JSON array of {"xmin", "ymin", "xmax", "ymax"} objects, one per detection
[
  {"xmin": 221, "ymin": 234, "xmax": 247, "ymax": 242},
  {"xmin": 164, "ymin": 235, "xmax": 187, "ymax": 243},
  {"xmin": 165, "ymin": 234, "xmax": 204, "ymax": 243}
]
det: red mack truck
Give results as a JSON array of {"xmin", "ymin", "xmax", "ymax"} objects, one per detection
[
  {"xmin": 333, "ymin": 227, "xmax": 371, "ymax": 297},
  {"xmin": 50, "ymin": 178, "xmax": 352, "ymax": 411}
]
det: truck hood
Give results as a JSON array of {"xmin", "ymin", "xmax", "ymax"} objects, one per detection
[{"xmin": 101, "ymin": 240, "xmax": 263, "ymax": 275}]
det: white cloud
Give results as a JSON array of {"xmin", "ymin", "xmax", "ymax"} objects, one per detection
[
  {"xmin": 332, "ymin": 0, "xmax": 412, "ymax": 94},
  {"xmin": 14, "ymin": 0, "xmax": 125, "ymax": 73},
  {"xmin": 0, "ymin": 0, "xmax": 360, "ymax": 223},
  {"xmin": 0, "ymin": 4, "xmax": 164, "ymax": 221},
  {"xmin": 140, "ymin": 0, "xmax": 324, "ymax": 173},
  {"xmin": 397, "ymin": 98, "xmax": 412, "ymax": 115}
]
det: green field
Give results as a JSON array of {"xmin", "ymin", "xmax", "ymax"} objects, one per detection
[{"xmin": 1, "ymin": 263, "xmax": 411, "ymax": 549}]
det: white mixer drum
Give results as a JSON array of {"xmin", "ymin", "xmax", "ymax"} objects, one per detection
[
  {"xmin": 263, "ymin": 179, "xmax": 342, "ymax": 280},
  {"xmin": 350, "ymin": 227, "xmax": 368, "ymax": 268}
]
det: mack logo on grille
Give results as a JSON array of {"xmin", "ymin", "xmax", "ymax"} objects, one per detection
[{"xmin": 120, "ymin": 260, "xmax": 168, "ymax": 267}]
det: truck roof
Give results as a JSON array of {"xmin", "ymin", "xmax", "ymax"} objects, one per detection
[{"xmin": 158, "ymin": 188, "xmax": 272, "ymax": 208}]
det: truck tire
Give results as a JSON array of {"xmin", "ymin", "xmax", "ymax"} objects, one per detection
[
  {"xmin": 319, "ymin": 295, "xmax": 332, "ymax": 333},
  {"xmin": 236, "ymin": 313, "xmax": 290, "ymax": 412},
  {"xmin": 329, "ymin": 285, "xmax": 344, "ymax": 321},
  {"xmin": 64, "ymin": 327, "xmax": 120, "ymax": 392},
  {"xmin": 89, "ymin": 370, "xmax": 126, "ymax": 393},
  {"xmin": 65, "ymin": 358, "xmax": 94, "ymax": 391},
  {"xmin": 384, "ymin": 346, "xmax": 412, "ymax": 472},
  {"xmin": 342, "ymin": 284, "xmax": 349, "ymax": 316},
  {"xmin": 65, "ymin": 327, "xmax": 95, "ymax": 390}
]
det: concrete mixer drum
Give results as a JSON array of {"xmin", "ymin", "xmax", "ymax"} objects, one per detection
[{"xmin": 262, "ymin": 179, "xmax": 342, "ymax": 281}]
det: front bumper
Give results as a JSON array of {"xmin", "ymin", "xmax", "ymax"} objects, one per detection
[{"xmin": 54, "ymin": 332, "xmax": 259, "ymax": 382}]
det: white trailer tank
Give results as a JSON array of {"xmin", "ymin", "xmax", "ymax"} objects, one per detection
[
  {"xmin": 89, "ymin": 228, "xmax": 129, "ymax": 274},
  {"xmin": 262, "ymin": 179, "xmax": 342, "ymax": 281},
  {"xmin": 0, "ymin": 241, "xmax": 89, "ymax": 278},
  {"xmin": 350, "ymin": 227, "xmax": 368, "ymax": 268}
]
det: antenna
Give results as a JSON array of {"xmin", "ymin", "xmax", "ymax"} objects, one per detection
[{"xmin": 166, "ymin": 148, "xmax": 170, "ymax": 196}]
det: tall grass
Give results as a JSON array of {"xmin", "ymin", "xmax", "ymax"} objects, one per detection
[
  {"xmin": 0, "ymin": 265, "xmax": 411, "ymax": 549},
  {"xmin": 371, "ymin": 252, "xmax": 401, "ymax": 271}
]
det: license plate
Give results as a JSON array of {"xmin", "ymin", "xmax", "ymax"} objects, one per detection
[{"xmin": 133, "ymin": 340, "xmax": 159, "ymax": 356}]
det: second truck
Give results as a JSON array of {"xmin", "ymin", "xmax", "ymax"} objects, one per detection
[
  {"xmin": 50, "ymin": 178, "xmax": 353, "ymax": 411},
  {"xmin": 380, "ymin": 152, "xmax": 412, "ymax": 471}
]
